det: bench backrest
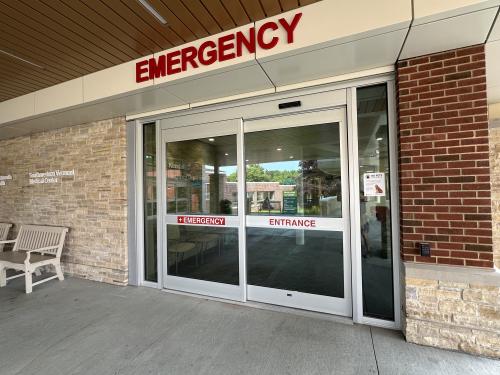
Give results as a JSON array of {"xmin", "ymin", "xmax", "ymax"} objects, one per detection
[
  {"xmin": 13, "ymin": 225, "xmax": 69, "ymax": 258},
  {"xmin": 0, "ymin": 223, "xmax": 12, "ymax": 252}
]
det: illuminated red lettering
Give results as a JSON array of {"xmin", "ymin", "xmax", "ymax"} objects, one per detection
[
  {"xmin": 136, "ymin": 60, "xmax": 149, "ymax": 83},
  {"xmin": 257, "ymin": 21, "xmax": 279, "ymax": 50},
  {"xmin": 236, "ymin": 28, "xmax": 256, "ymax": 56},
  {"xmin": 199, "ymin": 40, "xmax": 217, "ymax": 65},
  {"xmin": 134, "ymin": 13, "xmax": 302, "ymax": 83},
  {"xmin": 181, "ymin": 46, "xmax": 199, "ymax": 71},
  {"xmin": 218, "ymin": 34, "xmax": 236, "ymax": 62},
  {"xmin": 148, "ymin": 55, "xmax": 166, "ymax": 80},
  {"xmin": 167, "ymin": 51, "xmax": 181, "ymax": 75},
  {"xmin": 279, "ymin": 12, "xmax": 302, "ymax": 44}
]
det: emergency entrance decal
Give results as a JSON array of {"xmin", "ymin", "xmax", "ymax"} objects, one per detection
[
  {"xmin": 177, "ymin": 216, "xmax": 226, "ymax": 226},
  {"xmin": 269, "ymin": 218, "xmax": 316, "ymax": 228}
]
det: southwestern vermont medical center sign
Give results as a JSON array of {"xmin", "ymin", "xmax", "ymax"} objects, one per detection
[{"xmin": 136, "ymin": 12, "xmax": 303, "ymax": 83}]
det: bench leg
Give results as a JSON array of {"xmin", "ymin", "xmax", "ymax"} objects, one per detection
[
  {"xmin": 25, "ymin": 270, "xmax": 32, "ymax": 294},
  {"xmin": 0, "ymin": 265, "xmax": 6, "ymax": 287},
  {"xmin": 55, "ymin": 262, "xmax": 64, "ymax": 281}
]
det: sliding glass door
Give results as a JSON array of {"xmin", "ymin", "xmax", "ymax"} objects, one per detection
[
  {"xmin": 244, "ymin": 108, "xmax": 352, "ymax": 316},
  {"xmin": 161, "ymin": 119, "xmax": 245, "ymax": 300}
]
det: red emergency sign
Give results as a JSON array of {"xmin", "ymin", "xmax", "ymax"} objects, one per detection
[
  {"xmin": 136, "ymin": 12, "xmax": 302, "ymax": 83},
  {"xmin": 177, "ymin": 216, "xmax": 226, "ymax": 226}
]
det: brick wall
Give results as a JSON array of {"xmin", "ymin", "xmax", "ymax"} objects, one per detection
[
  {"xmin": 0, "ymin": 118, "xmax": 128, "ymax": 285},
  {"xmin": 397, "ymin": 45, "xmax": 493, "ymax": 268}
]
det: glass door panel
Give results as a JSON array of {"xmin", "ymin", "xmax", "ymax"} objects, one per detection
[
  {"xmin": 247, "ymin": 228, "xmax": 344, "ymax": 297},
  {"xmin": 166, "ymin": 134, "xmax": 238, "ymax": 216},
  {"xmin": 162, "ymin": 120, "xmax": 244, "ymax": 301},
  {"xmin": 244, "ymin": 109, "xmax": 351, "ymax": 316}
]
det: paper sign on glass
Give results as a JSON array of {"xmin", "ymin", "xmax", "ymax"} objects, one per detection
[{"xmin": 363, "ymin": 173, "xmax": 385, "ymax": 197}]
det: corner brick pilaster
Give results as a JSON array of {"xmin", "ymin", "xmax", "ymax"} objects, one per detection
[{"xmin": 397, "ymin": 45, "xmax": 493, "ymax": 268}]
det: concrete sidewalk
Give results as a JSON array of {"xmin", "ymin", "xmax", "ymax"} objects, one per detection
[{"xmin": 0, "ymin": 277, "xmax": 498, "ymax": 375}]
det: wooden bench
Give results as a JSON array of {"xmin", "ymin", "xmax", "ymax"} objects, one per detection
[
  {"xmin": 0, "ymin": 225, "xmax": 68, "ymax": 293},
  {"xmin": 0, "ymin": 223, "xmax": 12, "ymax": 252}
]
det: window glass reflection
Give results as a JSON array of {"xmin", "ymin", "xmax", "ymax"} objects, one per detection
[
  {"xmin": 357, "ymin": 84, "xmax": 394, "ymax": 321},
  {"xmin": 244, "ymin": 123, "xmax": 342, "ymax": 217},
  {"xmin": 144, "ymin": 123, "xmax": 157, "ymax": 282},
  {"xmin": 166, "ymin": 135, "xmax": 238, "ymax": 215}
]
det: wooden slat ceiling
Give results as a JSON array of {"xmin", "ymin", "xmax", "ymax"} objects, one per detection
[{"xmin": 0, "ymin": 0, "xmax": 320, "ymax": 103}]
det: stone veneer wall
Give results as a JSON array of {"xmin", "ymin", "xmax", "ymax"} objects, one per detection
[
  {"xmin": 490, "ymin": 103, "xmax": 500, "ymax": 269},
  {"xmin": 404, "ymin": 264, "xmax": 500, "ymax": 358},
  {"xmin": 0, "ymin": 117, "xmax": 128, "ymax": 285}
]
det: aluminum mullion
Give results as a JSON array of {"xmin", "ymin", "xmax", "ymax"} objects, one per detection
[
  {"xmin": 388, "ymin": 80, "xmax": 402, "ymax": 330},
  {"xmin": 237, "ymin": 119, "xmax": 247, "ymax": 302},
  {"xmin": 159, "ymin": 129, "xmax": 169, "ymax": 289},
  {"xmin": 347, "ymin": 87, "xmax": 363, "ymax": 324},
  {"xmin": 339, "ymin": 105, "xmax": 353, "ymax": 317}
]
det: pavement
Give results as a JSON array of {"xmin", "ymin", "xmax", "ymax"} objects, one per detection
[{"xmin": 0, "ymin": 277, "xmax": 499, "ymax": 375}]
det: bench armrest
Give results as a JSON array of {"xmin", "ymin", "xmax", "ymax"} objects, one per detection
[
  {"xmin": 27, "ymin": 246, "xmax": 59, "ymax": 253},
  {"xmin": 0, "ymin": 240, "xmax": 16, "ymax": 244},
  {"xmin": 24, "ymin": 246, "xmax": 59, "ymax": 263}
]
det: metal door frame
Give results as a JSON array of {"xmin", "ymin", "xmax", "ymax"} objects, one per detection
[{"xmin": 133, "ymin": 73, "xmax": 401, "ymax": 329}]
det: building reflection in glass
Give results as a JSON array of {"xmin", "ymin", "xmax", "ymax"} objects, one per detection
[{"xmin": 244, "ymin": 123, "xmax": 342, "ymax": 218}]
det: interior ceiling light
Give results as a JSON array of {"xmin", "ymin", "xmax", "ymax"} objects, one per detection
[
  {"xmin": 137, "ymin": 0, "xmax": 167, "ymax": 25},
  {"xmin": 376, "ymin": 137, "xmax": 383, "ymax": 141},
  {"xmin": 0, "ymin": 49, "xmax": 44, "ymax": 69},
  {"xmin": 276, "ymin": 147, "xmax": 282, "ymax": 151},
  {"xmin": 208, "ymin": 138, "xmax": 215, "ymax": 142}
]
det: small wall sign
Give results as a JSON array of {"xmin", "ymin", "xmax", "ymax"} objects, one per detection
[
  {"xmin": 363, "ymin": 173, "xmax": 386, "ymax": 197},
  {"xmin": 29, "ymin": 170, "xmax": 75, "ymax": 185},
  {"xmin": 0, "ymin": 175, "xmax": 12, "ymax": 186}
]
